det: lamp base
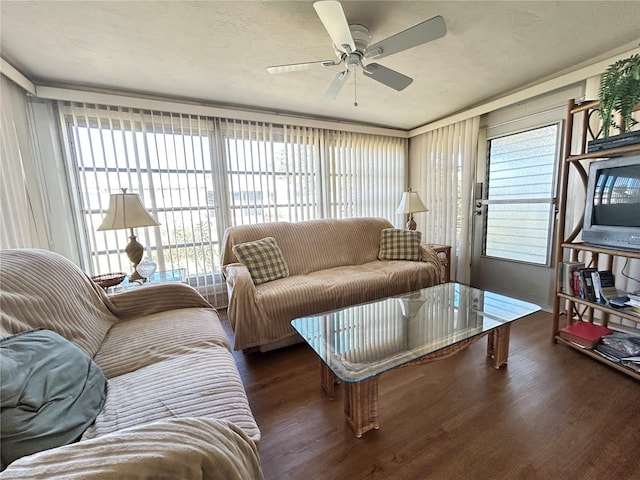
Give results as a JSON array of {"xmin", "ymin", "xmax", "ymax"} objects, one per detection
[
  {"xmin": 406, "ymin": 215, "xmax": 417, "ymax": 231},
  {"xmin": 125, "ymin": 232, "xmax": 144, "ymax": 281}
]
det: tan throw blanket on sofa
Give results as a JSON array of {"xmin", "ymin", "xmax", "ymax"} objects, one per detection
[
  {"xmin": 0, "ymin": 418, "xmax": 264, "ymax": 480},
  {"xmin": 222, "ymin": 218, "xmax": 442, "ymax": 350}
]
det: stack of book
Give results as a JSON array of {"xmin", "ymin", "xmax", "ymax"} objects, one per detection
[
  {"xmin": 560, "ymin": 265, "xmax": 629, "ymax": 306},
  {"xmin": 625, "ymin": 292, "xmax": 640, "ymax": 315},
  {"xmin": 558, "ymin": 321, "xmax": 613, "ymax": 349},
  {"xmin": 595, "ymin": 331, "xmax": 640, "ymax": 373}
]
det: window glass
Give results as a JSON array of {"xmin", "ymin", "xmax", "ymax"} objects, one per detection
[{"xmin": 484, "ymin": 124, "xmax": 558, "ymax": 264}]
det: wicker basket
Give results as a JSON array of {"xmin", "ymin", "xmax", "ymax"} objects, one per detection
[{"xmin": 92, "ymin": 272, "xmax": 126, "ymax": 289}]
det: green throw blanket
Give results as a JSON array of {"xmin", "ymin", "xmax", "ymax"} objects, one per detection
[{"xmin": 1, "ymin": 329, "xmax": 107, "ymax": 468}]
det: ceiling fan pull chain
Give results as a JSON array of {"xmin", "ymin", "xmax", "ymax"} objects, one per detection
[{"xmin": 354, "ymin": 68, "xmax": 358, "ymax": 107}]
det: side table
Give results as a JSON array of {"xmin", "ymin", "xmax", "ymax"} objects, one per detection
[
  {"xmin": 427, "ymin": 244, "xmax": 451, "ymax": 283},
  {"xmin": 107, "ymin": 268, "xmax": 187, "ymax": 294}
]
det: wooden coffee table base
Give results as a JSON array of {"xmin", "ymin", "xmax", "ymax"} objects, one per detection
[
  {"xmin": 486, "ymin": 324, "xmax": 511, "ymax": 369},
  {"xmin": 319, "ymin": 324, "xmax": 512, "ymax": 437},
  {"xmin": 344, "ymin": 377, "xmax": 379, "ymax": 437}
]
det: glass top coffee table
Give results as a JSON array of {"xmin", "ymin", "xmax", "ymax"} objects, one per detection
[{"xmin": 291, "ymin": 283, "xmax": 540, "ymax": 437}]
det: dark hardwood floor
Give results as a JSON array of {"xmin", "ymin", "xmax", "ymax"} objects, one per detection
[{"xmin": 220, "ymin": 310, "xmax": 639, "ymax": 480}]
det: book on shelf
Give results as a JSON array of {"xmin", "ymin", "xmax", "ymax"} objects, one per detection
[
  {"xmin": 578, "ymin": 268, "xmax": 598, "ymax": 302},
  {"xmin": 571, "ymin": 271, "xmax": 582, "ymax": 297},
  {"xmin": 559, "ymin": 261, "xmax": 584, "ymax": 294},
  {"xmin": 590, "ymin": 271, "xmax": 602, "ymax": 302},
  {"xmin": 558, "ymin": 321, "xmax": 613, "ymax": 349},
  {"xmin": 592, "ymin": 270, "xmax": 626, "ymax": 305},
  {"xmin": 626, "ymin": 298, "xmax": 640, "ymax": 307}
]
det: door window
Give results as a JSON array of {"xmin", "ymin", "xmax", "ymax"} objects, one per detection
[{"xmin": 484, "ymin": 124, "xmax": 560, "ymax": 265}]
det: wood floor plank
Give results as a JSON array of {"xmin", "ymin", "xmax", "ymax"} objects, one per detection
[{"xmin": 221, "ymin": 310, "xmax": 640, "ymax": 480}]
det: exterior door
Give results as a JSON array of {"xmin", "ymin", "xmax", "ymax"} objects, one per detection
[{"xmin": 470, "ymin": 122, "xmax": 561, "ymax": 309}]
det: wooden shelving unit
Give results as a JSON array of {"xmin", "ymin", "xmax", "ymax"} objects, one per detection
[{"xmin": 552, "ymin": 99, "xmax": 640, "ymax": 380}]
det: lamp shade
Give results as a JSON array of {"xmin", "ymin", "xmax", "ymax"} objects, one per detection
[
  {"xmin": 97, "ymin": 189, "xmax": 159, "ymax": 231},
  {"xmin": 396, "ymin": 190, "xmax": 428, "ymax": 215}
]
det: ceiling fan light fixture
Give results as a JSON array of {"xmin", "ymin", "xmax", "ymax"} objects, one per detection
[{"xmin": 345, "ymin": 54, "xmax": 360, "ymax": 70}]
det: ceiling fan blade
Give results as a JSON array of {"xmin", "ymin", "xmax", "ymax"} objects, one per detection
[
  {"xmin": 365, "ymin": 15, "xmax": 446, "ymax": 59},
  {"xmin": 267, "ymin": 60, "xmax": 337, "ymax": 74},
  {"xmin": 362, "ymin": 63, "xmax": 413, "ymax": 91},
  {"xmin": 313, "ymin": 1, "xmax": 355, "ymax": 53},
  {"xmin": 324, "ymin": 70, "xmax": 351, "ymax": 100}
]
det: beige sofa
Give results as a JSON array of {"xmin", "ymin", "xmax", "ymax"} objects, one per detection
[
  {"xmin": 221, "ymin": 217, "xmax": 442, "ymax": 351},
  {"xmin": 0, "ymin": 249, "xmax": 262, "ymax": 479}
]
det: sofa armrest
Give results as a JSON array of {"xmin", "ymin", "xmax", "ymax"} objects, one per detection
[
  {"xmin": 223, "ymin": 263, "xmax": 271, "ymax": 350},
  {"xmin": 106, "ymin": 283, "xmax": 213, "ymax": 321},
  {"xmin": 1, "ymin": 418, "xmax": 263, "ymax": 480},
  {"xmin": 223, "ymin": 263, "xmax": 254, "ymax": 289}
]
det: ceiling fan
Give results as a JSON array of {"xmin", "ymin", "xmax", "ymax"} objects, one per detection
[{"xmin": 266, "ymin": 0, "xmax": 446, "ymax": 101}]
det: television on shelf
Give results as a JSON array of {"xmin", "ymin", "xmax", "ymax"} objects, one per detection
[{"xmin": 582, "ymin": 155, "xmax": 640, "ymax": 252}]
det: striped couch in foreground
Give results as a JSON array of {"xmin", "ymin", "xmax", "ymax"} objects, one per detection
[
  {"xmin": 221, "ymin": 217, "xmax": 442, "ymax": 352},
  {"xmin": 0, "ymin": 249, "xmax": 262, "ymax": 480}
]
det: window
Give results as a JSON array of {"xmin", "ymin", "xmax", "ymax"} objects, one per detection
[
  {"xmin": 222, "ymin": 121, "xmax": 322, "ymax": 224},
  {"xmin": 484, "ymin": 124, "xmax": 559, "ymax": 265},
  {"xmin": 66, "ymin": 108, "xmax": 224, "ymax": 300},
  {"xmin": 61, "ymin": 104, "xmax": 406, "ymax": 306}
]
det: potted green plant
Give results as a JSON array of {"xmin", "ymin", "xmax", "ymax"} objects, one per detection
[{"xmin": 594, "ymin": 53, "xmax": 640, "ymax": 145}]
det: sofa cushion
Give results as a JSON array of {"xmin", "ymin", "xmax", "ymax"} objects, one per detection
[
  {"xmin": 94, "ymin": 307, "xmax": 230, "ymax": 378},
  {"xmin": 0, "ymin": 329, "xmax": 107, "ymax": 467},
  {"xmin": 242, "ymin": 260, "xmax": 440, "ymax": 349},
  {"xmin": 84, "ymin": 347, "xmax": 260, "ymax": 443},
  {"xmin": 378, "ymin": 228, "xmax": 422, "ymax": 261},
  {"xmin": 232, "ymin": 237, "xmax": 289, "ymax": 285}
]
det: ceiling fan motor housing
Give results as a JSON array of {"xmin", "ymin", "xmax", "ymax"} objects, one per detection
[
  {"xmin": 350, "ymin": 24, "xmax": 371, "ymax": 53},
  {"xmin": 334, "ymin": 24, "xmax": 371, "ymax": 71},
  {"xmin": 334, "ymin": 24, "xmax": 371, "ymax": 57}
]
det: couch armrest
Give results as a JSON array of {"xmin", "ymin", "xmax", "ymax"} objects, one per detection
[
  {"xmin": 106, "ymin": 283, "xmax": 213, "ymax": 321},
  {"xmin": 223, "ymin": 263, "xmax": 271, "ymax": 350},
  {"xmin": 1, "ymin": 418, "xmax": 263, "ymax": 480},
  {"xmin": 223, "ymin": 263, "xmax": 254, "ymax": 289}
]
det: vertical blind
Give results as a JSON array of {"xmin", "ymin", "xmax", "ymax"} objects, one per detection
[
  {"xmin": 0, "ymin": 76, "xmax": 51, "ymax": 250},
  {"xmin": 412, "ymin": 117, "xmax": 480, "ymax": 283},
  {"xmin": 60, "ymin": 102, "xmax": 406, "ymax": 306}
]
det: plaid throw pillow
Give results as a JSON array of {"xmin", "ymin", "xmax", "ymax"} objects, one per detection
[
  {"xmin": 232, "ymin": 237, "xmax": 289, "ymax": 285},
  {"xmin": 378, "ymin": 228, "xmax": 422, "ymax": 261}
]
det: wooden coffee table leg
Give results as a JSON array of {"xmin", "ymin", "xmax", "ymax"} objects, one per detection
[
  {"xmin": 320, "ymin": 360, "xmax": 339, "ymax": 399},
  {"xmin": 344, "ymin": 377, "xmax": 379, "ymax": 438},
  {"xmin": 487, "ymin": 324, "xmax": 511, "ymax": 369}
]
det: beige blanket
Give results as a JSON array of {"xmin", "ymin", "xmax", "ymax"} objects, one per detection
[{"xmin": 1, "ymin": 418, "xmax": 263, "ymax": 480}]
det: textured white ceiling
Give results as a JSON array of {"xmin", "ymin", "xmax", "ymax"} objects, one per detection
[{"xmin": 1, "ymin": 1, "xmax": 639, "ymax": 130}]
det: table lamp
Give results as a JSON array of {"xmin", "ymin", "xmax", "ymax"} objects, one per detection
[
  {"xmin": 97, "ymin": 188, "xmax": 160, "ymax": 281},
  {"xmin": 396, "ymin": 188, "xmax": 428, "ymax": 230}
]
